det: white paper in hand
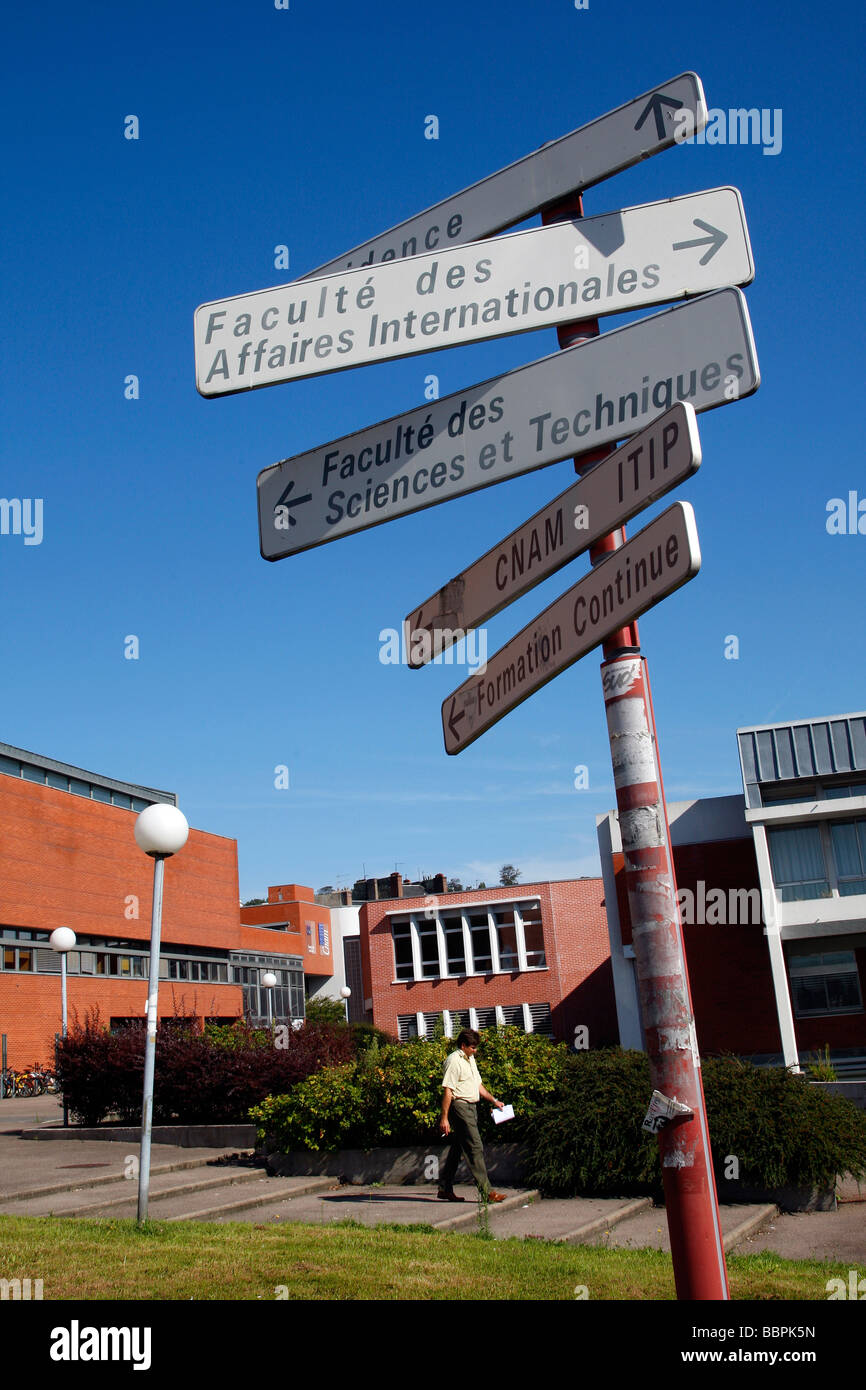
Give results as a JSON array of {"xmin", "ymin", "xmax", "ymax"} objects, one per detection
[{"xmin": 492, "ymin": 1104, "xmax": 514, "ymax": 1124}]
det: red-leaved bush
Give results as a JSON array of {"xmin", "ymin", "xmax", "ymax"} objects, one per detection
[{"xmin": 56, "ymin": 1009, "xmax": 355, "ymax": 1125}]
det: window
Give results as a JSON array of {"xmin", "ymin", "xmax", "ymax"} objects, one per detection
[
  {"xmin": 528, "ymin": 1003, "xmax": 554, "ymax": 1036},
  {"xmin": 393, "ymin": 919, "xmax": 414, "ymax": 981},
  {"xmin": 767, "ymin": 825, "xmax": 829, "ymax": 901},
  {"xmin": 493, "ymin": 908, "xmax": 519, "ymax": 971},
  {"xmin": 468, "ymin": 911, "xmax": 493, "ymax": 973},
  {"xmin": 474, "ymin": 1007, "xmax": 496, "ymax": 1030},
  {"xmin": 520, "ymin": 903, "xmax": 546, "ymax": 968},
  {"xmin": 789, "ymin": 952, "xmax": 863, "ymax": 1017},
  {"xmin": 830, "ymin": 821, "xmax": 866, "ymax": 896},
  {"xmin": 417, "ymin": 918, "xmax": 439, "ymax": 979},
  {"xmin": 398, "ymin": 1014, "xmax": 419, "ymax": 1040},
  {"xmin": 442, "ymin": 912, "xmax": 466, "ymax": 975}
]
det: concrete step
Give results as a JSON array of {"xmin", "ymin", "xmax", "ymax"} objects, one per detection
[
  {"xmin": 581, "ymin": 1200, "xmax": 779, "ymax": 1253},
  {"xmin": 166, "ymin": 1175, "xmax": 336, "ymax": 1222},
  {"xmin": 0, "ymin": 1153, "xmax": 222, "ymax": 1205},
  {"xmin": 0, "ymin": 1164, "xmax": 268, "ymax": 1218},
  {"xmin": 484, "ymin": 1194, "xmax": 653, "ymax": 1243}
]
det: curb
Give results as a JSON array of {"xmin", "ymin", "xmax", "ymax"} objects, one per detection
[
  {"xmin": 554, "ymin": 1195, "xmax": 654, "ymax": 1245},
  {"xmin": 166, "ymin": 1175, "xmax": 338, "ymax": 1223},
  {"xmin": 433, "ymin": 1189, "xmax": 540, "ymax": 1231},
  {"xmin": 722, "ymin": 1203, "xmax": 779, "ymax": 1252}
]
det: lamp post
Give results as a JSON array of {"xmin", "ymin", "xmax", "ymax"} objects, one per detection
[
  {"xmin": 340, "ymin": 986, "xmax": 351, "ymax": 1024},
  {"xmin": 133, "ymin": 803, "xmax": 189, "ymax": 1224},
  {"xmin": 262, "ymin": 972, "xmax": 277, "ymax": 1033},
  {"xmin": 49, "ymin": 926, "xmax": 76, "ymax": 1127}
]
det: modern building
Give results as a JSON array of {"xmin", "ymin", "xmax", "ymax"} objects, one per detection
[
  {"xmin": 597, "ymin": 711, "xmax": 866, "ymax": 1071},
  {"xmin": 239, "ymin": 884, "xmax": 335, "ymax": 1008},
  {"xmin": 0, "ymin": 742, "xmax": 304, "ymax": 1067},
  {"xmin": 359, "ymin": 878, "xmax": 617, "ymax": 1046}
]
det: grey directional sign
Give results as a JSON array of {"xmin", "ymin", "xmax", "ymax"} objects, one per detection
[
  {"xmin": 303, "ymin": 72, "xmax": 708, "ymax": 278},
  {"xmin": 257, "ymin": 287, "xmax": 758, "ymax": 560},
  {"xmin": 442, "ymin": 501, "xmax": 701, "ymax": 755},
  {"xmin": 405, "ymin": 402, "xmax": 701, "ymax": 666},
  {"xmin": 196, "ymin": 188, "xmax": 753, "ymax": 396}
]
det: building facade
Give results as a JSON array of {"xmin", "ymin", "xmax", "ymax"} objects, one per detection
[
  {"xmin": 359, "ymin": 878, "xmax": 617, "ymax": 1046},
  {"xmin": 0, "ymin": 743, "xmax": 304, "ymax": 1067},
  {"xmin": 597, "ymin": 711, "xmax": 866, "ymax": 1070}
]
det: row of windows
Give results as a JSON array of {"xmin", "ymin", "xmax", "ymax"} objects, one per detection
[
  {"xmin": 0, "ymin": 754, "xmax": 160, "ymax": 811},
  {"xmin": 392, "ymin": 903, "xmax": 546, "ymax": 982},
  {"xmin": 397, "ymin": 1003, "xmax": 553, "ymax": 1041},
  {"xmin": 1, "ymin": 946, "xmax": 229, "ymax": 983},
  {"xmin": 768, "ymin": 818, "xmax": 866, "ymax": 901}
]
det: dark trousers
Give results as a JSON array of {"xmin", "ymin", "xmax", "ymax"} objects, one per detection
[{"xmin": 441, "ymin": 1098, "xmax": 490, "ymax": 1197}]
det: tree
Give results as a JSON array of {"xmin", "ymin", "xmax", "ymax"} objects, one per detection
[
  {"xmin": 242, "ymin": 897, "xmax": 265, "ymax": 906},
  {"xmin": 447, "ymin": 878, "xmax": 463, "ymax": 892},
  {"xmin": 499, "ymin": 864, "xmax": 521, "ymax": 887}
]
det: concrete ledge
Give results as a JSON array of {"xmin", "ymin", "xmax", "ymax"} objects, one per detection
[
  {"xmin": 18, "ymin": 1124, "xmax": 257, "ymax": 1148},
  {"xmin": 715, "ymin": 1180, "xmax": 836, "ymax": 1212},
  {"xmin": 813, "ymin": 1081, "xmax": 866, "ymax": 1111},
  {"xmin": 266, "ymin": 1142, "xmax": 528, "ymax": 1186}
]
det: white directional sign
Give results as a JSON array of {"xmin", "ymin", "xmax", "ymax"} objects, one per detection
[
  {"xmin": 442, "ymin": 501, "xmax": 701, "ymax": 755},
  {"xmin": 405, "ymin": 402, "xmax": 701, "ymax": 665},
  {"xmin": 196, "ymin": 188, "xmax": 753, "ymax": 397},
  {"xmin": 304, "ymin": 73, "xmax": 708, "ymax": 278},
  {"xmin": 257, "ymin": 287, "xmax": 758, "ymax": 559}
]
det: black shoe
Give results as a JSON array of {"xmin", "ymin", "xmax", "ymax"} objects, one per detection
[{"xmin": 437, "ymin": 1188, "xmax": 465, "ymax": 1202}]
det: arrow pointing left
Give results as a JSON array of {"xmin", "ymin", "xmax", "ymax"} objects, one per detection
[{"xmin": 274, "ymin": 479, "xmax": 313, "ymax": 527}]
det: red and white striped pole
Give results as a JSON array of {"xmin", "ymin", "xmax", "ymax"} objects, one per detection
[{"xmin": 542, "ymin": 194, "xmax": 729, "ymax": 1300}]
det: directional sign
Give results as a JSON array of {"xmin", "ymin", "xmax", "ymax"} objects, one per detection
[
  {"xmin": 441, "ymin": 501, "xmax": 701, "ymax": 755},
  {"xmin": 303, "ymin": 73, "xmax": 708, "ymax": 278},
  {"xmin": 405, "ymin": 402, "xmax": 701, "ymax": 666},
  {"xmin": 257, "ymin": 287, "xmax": 758, "ymax": 560},
  {"xmin": 196, "ymin": 188, "xmax": 753, "ymax": 396}
]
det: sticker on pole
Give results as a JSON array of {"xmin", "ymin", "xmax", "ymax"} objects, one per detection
[{"xmin": 641, "ymin": 1090, "xmax": 694, "ymax": 1133}]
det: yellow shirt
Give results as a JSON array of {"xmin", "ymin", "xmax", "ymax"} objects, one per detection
[{"xmin": 442, "ymin": 1049, "xmax": 482, "ymax": 1102}]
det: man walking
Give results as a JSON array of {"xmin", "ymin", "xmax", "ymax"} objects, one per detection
[{"xmin": 438, "ymin": 1028, "xmax": 507, "ymax": 1203}]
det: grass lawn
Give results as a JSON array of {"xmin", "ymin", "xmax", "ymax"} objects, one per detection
[{"xmin": 0, "ymin": 1214, "xmax": 856, "ymax": 1300}]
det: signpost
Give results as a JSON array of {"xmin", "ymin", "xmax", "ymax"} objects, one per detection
[
  {"xmin": 405, "ymin": 402, "xmax": 700, "ymax": 664},
  {"xmin": 441, "ymin": 501, "xmax": 701, "ymax": 755},
  {"xmin": 258, "ymin": 287, "xmax": 758, "ymax": 559},
  {"xmin": 300, "ymin": 73, "xmax": 709, "ymax": 277},
  {"xmin": 196, "ymin": 188, "xmax": 753, "ymax": 396}
]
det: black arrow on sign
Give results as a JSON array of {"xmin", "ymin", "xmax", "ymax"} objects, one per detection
[
  {"xmin": 672, "ymin": 218, "xmax": 728, "ymax": 265},
  {"xmin": 274, "ymin": 478, "xmax": 313, "ymax": 525},
  {"xmin": 447, "ymin": 698, "xmax": 466, "ymax": 744},
  {"xmin": 634, "ymin": 91, "xmax": 684, "ymax": 140}
]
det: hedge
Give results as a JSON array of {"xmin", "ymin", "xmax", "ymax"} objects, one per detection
[{"xmin": 56, "ymin": 1009, "xmax": 355, "ymax": 1125}]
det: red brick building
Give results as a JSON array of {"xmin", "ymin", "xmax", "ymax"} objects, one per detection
[
  {"xmin": 359, "ymin": 878, "xmax": 617, "ymax": 1046},
  {"xmin": 0, "ymin": 742, "xmax": 305, "ymax": 1068},
  {"xmin": 240, "ymin": 884, "xmax": 335, "ymax": 990}
]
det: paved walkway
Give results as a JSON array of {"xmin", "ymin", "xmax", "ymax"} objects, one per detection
[{"xmin": 0, "ymin": 1100, "xmax": 863, "ymax": 1260}]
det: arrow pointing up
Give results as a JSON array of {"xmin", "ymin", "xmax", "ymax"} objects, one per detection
[
  {"xmin": 672, "ymin": 218, "xmax": 728, "ymax": 265},
  {"xmin": 634, "ymin": 91, "xmax": 684, "ymax": 140}
]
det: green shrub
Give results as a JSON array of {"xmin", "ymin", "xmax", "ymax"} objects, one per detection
[
  {"xmin": 250, "ymin": 1027, "xmax": 570, "ymax": 1152},
  {"xmin": 522, "ymin": 1049, "xmax": 866, "ymax": 1198},
  {"xmin": 303, "ymin": 997, "xmax": 350, "ymax": 1027}
]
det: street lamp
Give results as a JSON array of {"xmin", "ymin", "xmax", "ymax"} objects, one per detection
[
  {"xmin": 50, "ymin": 926, "xmax": 76, "ymax": 1128},
  {"xmin": 262, "ymin": 972, "xmax": 277, "ymax": 1032},
  {"xmin": 340, "ymin": 985, "xmax": 351, "ymax": 1024},
  {"xmin": 133, "ymin": 802, "xmax": 189, "ymax": 1224}
]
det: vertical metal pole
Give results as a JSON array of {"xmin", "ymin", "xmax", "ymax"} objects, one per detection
[
  {"xmin": 60, "ymin": 957, "xmax": 69, "ymax": 1127},
  {"xmin": 137, "ymin": 855, "xmax": 165, "ymax": 1224},
  {"xmin": 542, "ymin": 193, "xmax": 729, "ymax": 1300},
  {"xmin": 266, "ymin": 988, "xmax": 273, "ymax": 1033},
  {"xmin": 1, "ymin": 1034, "xmax": 7, "ymax": 1098}
]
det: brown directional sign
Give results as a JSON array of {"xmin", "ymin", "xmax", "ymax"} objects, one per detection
[
  {"xmin": 442, "ymin": 501, "xmax": 701, "ymax": 754},
  {"xmin": 405, "ymin": 402, "xmax": 700, "ymax": 666}
]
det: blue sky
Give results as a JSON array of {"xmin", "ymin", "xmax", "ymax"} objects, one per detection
[{"xmin": 3, "ymin": 0, "xmax": 864, "ymax": 899}]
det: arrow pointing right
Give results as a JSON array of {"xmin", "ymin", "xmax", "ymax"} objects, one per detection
[{"xmin": 672, "ymin": 218, "xmax": 729, "ymax": 265}]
